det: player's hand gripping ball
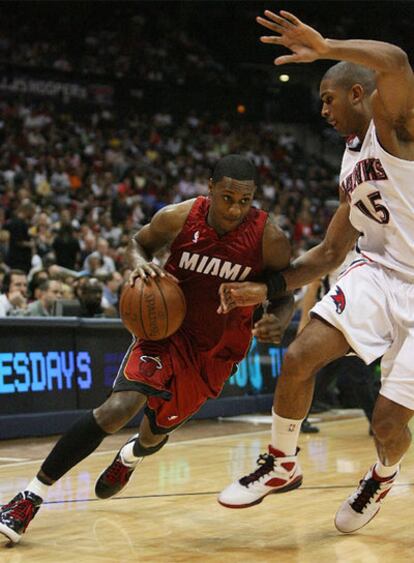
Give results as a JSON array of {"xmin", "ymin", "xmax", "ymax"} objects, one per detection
[{"xmin": 120, "ymin": 276, "xmax": 186, "ymax": 340}]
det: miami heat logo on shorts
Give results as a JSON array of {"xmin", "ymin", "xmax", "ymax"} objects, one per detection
[
  {"xmin": 331, "ymin": 286, "xmax": 346, "ymax": 314},
  {"xmin": 139, "ymin": 355, "xmax": 163, "ymax": 377}
]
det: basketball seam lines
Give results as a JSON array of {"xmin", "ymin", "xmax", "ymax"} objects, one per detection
[
  {"xmin": 140, "ymin": 279, "xmax": 149, "ymax": 340},
  {"xmin": 154, "ymin": 276, "xmax": 168, "ymax": 339}
]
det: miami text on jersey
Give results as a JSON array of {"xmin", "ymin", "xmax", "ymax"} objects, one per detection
[{"xmin": 179, "ymin": 251, "xmax": 252, "ymax": 280}]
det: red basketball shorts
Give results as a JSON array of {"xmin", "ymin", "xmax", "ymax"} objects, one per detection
[{"xmin": 112, "ymin": 331, "xmax": 235, "ymax": 433}]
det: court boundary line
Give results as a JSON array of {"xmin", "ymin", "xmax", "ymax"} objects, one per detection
[
  {"xmin": 41, "ymin": 481, "xmax": 414, "ymax": 506},
  {"xmin": 0, "ymin": 417, "xmax": 364, "ymax": 469}
]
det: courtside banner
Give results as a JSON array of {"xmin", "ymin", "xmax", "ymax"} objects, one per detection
[{"xmin": 0, "ymin": 318, "xmax": 296, "ymax": 416}]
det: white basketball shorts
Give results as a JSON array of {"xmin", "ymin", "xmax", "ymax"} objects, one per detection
[{"xmin": 311, "ymin": 258, "xmax": 414, "ymax": 410}]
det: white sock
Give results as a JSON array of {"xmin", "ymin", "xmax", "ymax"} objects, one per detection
[
  {"xmin": 26, "ymin": 477, "xmax": 49, "ymax": 500},
  {"xmin": 271, "ymin": 409, "xmax": 303, "ymax": 456},
  {"xmin": 375, "ymin": 459, "xmax": 401, "ymax": 479},
  {"xmin": 120, "ymin": 438, "xmax": 140, "ymax": 466}
]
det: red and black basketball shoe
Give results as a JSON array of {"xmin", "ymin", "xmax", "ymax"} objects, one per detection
[
  {"xmin": 335, "ymin": 464, "xmax": 399, "ymax": 533},
  {"xmin": 218, "ymin": 445, "xmax": 302, "ymax": 508},
  {"xmin": 0, "ymin": 491, "xmax": 42, "ymax": 543},
  {"xmin": 95, "ymin": 434, "xmax": 143, "ymax": 499}
]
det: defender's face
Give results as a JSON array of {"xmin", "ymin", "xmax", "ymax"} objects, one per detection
[
  {"xmin": 208, "ymin": 177, "xmax": 256, "ymax": 235},
  {"xmin": 320, "ymin": 79, "xmax": 359, "ymax": 137}
]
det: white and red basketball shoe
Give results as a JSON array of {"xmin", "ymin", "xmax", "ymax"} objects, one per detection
[
  {"xmin": 335, "ymin": 464, "xmax": 399, "ymax": 533},
  {"xmin": 218, "ymin": 445, "xmax": 302, "ymax": 508}
]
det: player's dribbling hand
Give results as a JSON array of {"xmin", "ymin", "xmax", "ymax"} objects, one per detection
[
  {"xmin": 252, "ymin": 313, "xmax": 283, "ymax": 344},
  {"xmin": 217, "ymin": 282, "xmax": 268, "ymax": 314},
  {"xmin": 256, "ymin": 10, "xmax": 327, "ymax": 65},
  {"xmin": 129, "ymin": 263, "xmax": 178, "ymax": 286}
]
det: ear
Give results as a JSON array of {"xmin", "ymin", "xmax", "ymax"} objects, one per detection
[{"xmin": 350, "ymin": 84, "xmax": 364, "ymax": 105}]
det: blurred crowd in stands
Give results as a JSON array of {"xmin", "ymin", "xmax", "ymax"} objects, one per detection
[
  {"xmin": 1, "ymin": 2, "xmax": 377, "ymax": 319},
  {"xmin": 0, "ymin": 7, "xmax": 231, "ymax": 87},
  {"xmin": 0, "ymin": 96, "xmax": 339, "ymax": 317}
]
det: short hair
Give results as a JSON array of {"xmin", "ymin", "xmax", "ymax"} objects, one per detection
[
  {"xmin": 2, "ymin": 269, "xmax": 26, "ymax": 293},
  {"xmin": 81, "ymin": 277, "xmax": 103, "ymax": 293},
  {"xmin": 322, "ymin": 62, "xmax": 376, "ymax": 95},
  {"xmin": 38, "ymin": 279, "xmax": 53, "ymax": 292},
  {"xmin": 212, "ymin": 154, "xmax": 258, "ymax": 185}
]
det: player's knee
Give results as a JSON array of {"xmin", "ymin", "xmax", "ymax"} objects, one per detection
[
  {"xmin": 282, "ymin": 346, "xmax": 312, "ymax": 382},
  {"xmin": 94, "ymin": 392, "xmax": 144, "ymax": 433},
  {"xmin": 371, "ymin": 415, "xmax": 404, "ymax": 444}
]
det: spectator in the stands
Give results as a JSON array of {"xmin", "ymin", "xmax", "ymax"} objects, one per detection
[
  {"xmin": 79, "ymin": 232, "xmax": 97, "ymax": 265},
  {"xmin": 102, "ymin": 271, "xmax": 123, "ymax": 311},
  {"xmin": 82, "ymin": 238, "xmax": 115, "ymax": 276},
  {"xmin": 76, "ymin": 276, "xmax": 116, "ymax": 318},
  {"xmin": 100, "ymin": 213, "xmax": 122, "ymax": 246},
  {"xmin": 30, "ymin": 212, "xmax": 54, "ymax": 261},
  {"xmin": 52, "ymin": 225, "xmax": 81, "ymax": 270},
  {"xmin": 17, "ymin": 279, "xmax": 63, "ymax": 317},
  {"xmin": 0, "ymin": 269, "xmax": 28, "ymax": 316},
  {"xmin": 4, "ymin": 201, "xmax": 36, "ymax": 273},
  {"xmin": 28, "ymin": 269, "xmax": 50, "ymax": 300}
]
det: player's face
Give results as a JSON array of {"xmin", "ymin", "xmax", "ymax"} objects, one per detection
[
  {"xmin": 320, "ymin": 79, "xmax": 360, "ymax": 137},
  {"xmin": 208, "ymin": 177, "xmax": 256, "ymax": 235}
]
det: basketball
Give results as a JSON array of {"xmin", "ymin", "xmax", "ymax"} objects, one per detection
[{"xmin": 120, "ymin": 276, "xmax": 187, "ymax": 340}]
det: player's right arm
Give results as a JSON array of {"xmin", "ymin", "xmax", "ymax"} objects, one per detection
[
  {"xmin": 218, "ymin": 191, "xmax": 359, "ymax": 311},
  {"xmin": 126, "ymin": 200, "xmax": 193, "ymax": 284},
  {"xmin": 283, "ymin": 191, "xmax": 358, "ymax": 290}
]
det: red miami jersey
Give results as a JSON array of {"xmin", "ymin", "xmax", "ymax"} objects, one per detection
[{"xmin": 164, "ymin": 196, "xmax": 267, "ymax": 361}]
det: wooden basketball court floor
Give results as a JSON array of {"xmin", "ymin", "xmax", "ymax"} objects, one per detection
[{"xmin": 1, "ymin": 415, "xmax": 413, "ymax": 563}]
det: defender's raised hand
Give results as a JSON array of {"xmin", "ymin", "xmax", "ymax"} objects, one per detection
[{"xmin": 257, "ymin": 10, "xmax": 327, "ymax": 65}]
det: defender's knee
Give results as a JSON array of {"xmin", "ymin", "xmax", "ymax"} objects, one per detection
[
  {"xmin": 282, "ymin": 347, "xmax": 313, "ymax": 383},
  {"xmin": 94, "ymin": 393, "xmax": 144, "ymax": 434},
  {"xmin": 371, "ymin": 416, "xmax": 406, "ymax": 444}
]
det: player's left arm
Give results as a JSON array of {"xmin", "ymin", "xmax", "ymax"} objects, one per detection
[
  {"xmin": 261, "ymin": 216, "xmax": 292, "ymax": 272},
  {"xmin": 218, "ymin": 218, "xmax": 293, "ymax": 320},
  {"xmin": 220, "ymin": 220, "xmax": 294, "ymax": 341},
  {"xmin": 257, "ymin": 220, "xmax": 295, "ymax": 341}
]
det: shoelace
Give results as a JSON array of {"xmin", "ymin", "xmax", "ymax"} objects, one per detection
[
  {"xmin": 105, "ymin": 458, "xmax": 131, "ymax": 485},
  {"xmin": 240, "ymin": 453, "xmax": 275, "ymax": 487},
  {"xmin": 6, "ymin": 499, "xmax": 37, "ymax": 531},
  {"xmin": 351, "ymin": 477, "xmax": 381, "ymax": 514}
]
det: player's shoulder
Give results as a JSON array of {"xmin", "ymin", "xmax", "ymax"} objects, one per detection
[
  {"xmin": 264, "ymin": 215, "xmax": 288, "ymax": 243},
  {"xmin": 153, "ymin": 199, "xmax": 197, "ymax": 230}
]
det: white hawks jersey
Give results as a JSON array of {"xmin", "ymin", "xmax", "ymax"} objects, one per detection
[{"xmin": 340, "ymin": 120, "xmax": 414, "ymax": 278}]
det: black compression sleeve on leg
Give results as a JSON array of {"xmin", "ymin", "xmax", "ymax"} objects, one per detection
[
  {"xmin": 40, "ymin": 411, "xmax": 108, "ymax": 482},
  {"xmin": 133, "ymin": 435, "xmax": 169, "ymax": 457}
]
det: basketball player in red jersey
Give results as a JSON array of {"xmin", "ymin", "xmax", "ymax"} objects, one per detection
[
  {"xmin": 218, "ymin": 11, "xmax": 414, "ymax": 534},
  {"xmin": 0, "ymin": 155, "xmax": 294, "ymax": 544}
]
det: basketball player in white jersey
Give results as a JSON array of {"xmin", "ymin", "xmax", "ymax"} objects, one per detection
[{"xmin": 217, "ymin": 10, "xmax": 414, "ymax": 533}]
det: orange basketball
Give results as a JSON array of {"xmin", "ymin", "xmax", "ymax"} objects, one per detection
[{"xmin": 120, "ymin": 276, "xmax": 186, "ymax": 340}]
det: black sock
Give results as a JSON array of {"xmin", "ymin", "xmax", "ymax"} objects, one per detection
[
  {"xmin": 133, "ymin": 435, "xmax": 169, "ymax": 457},
  {"xmin": 40, "ymin": 411, "xmax": 108, "ymax": 482}
]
